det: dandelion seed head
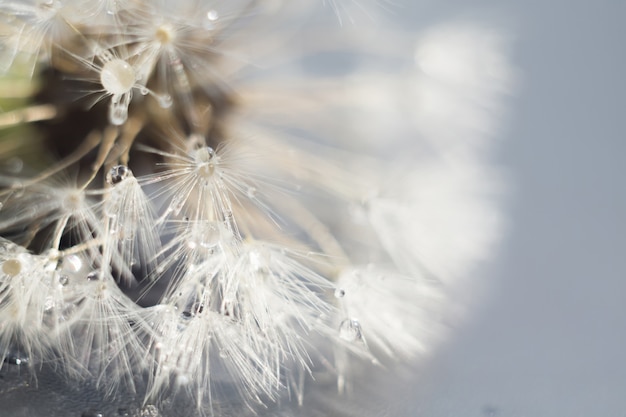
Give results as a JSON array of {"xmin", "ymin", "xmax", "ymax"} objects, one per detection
[
  {"xmin": 154, "ymin": 23, "xmax": 176, "ymax": 45},
  {"xmin": 62, "ymin": 189, "xmax": 85, "ymax": 211},
  {"xmin": 0, "ymin": 0, "xmax": 512, "ymax": 413}
]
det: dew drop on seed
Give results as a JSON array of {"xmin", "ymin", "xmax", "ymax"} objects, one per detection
[
  {"xmin": 107, "ymin": 165, "xmax": 131, "ymax": 185},
  {"xmin": 11, "ymin": 181, "xmax": 24, "ymax": 198},
  {"xmin": 2, "ymin": 259, "xmax": 21, "ymax": 276},
  {"xmin": 140, "ymin": 86, "xmax": 149, "ymax": 96},
  {"xmin": 63, "ymin": 254, "xmax": 83, "ymax": 273},
  {"xmin": 199, "ymin": 222, "xmax": 221, "ymax": 249},
  {"xmin": 171, "ymin": 195, "xmax": 185, "ymax": 215},
  {"xmin": 106, "ymin": 0, "xmax": 119, "ymax": 14},
  {"xmin": 4, "ymin": 355, "xmax": 27, "ymax": 365},
  {"xmin": 339, "ymin": 318, "xmax": 363, "ymax": 342},
  {"xmin": 195, "ymin": 148, "xmax": 217, "ymax": 178},
  {"xmin": 195, "ymin": 146, "xmax": 216, "ymax": 164},
  {"xmin": 101, "ymin": 58, "xmax": 135, "ymax": 95},
  {"xmin": 59, "ymin": 275, "xmax": 69, "ymax": 286},
  {"xmin": 207, "ymin": 10, "xmax": 219, "ymax": 21},
  {"xmin": 86, "ymin": 271, "xmax": 100, "ymax": 281},
  {"xmin": 334, "ymin": 288, "xmax": 345, "ymax": 298},
  {"xmin": 158, "ymin": 94, "xmax": 173, "ymax": 108},
  {"xmin": 109, "ymin": 100, "xmax": 129, "ymax": 125}
]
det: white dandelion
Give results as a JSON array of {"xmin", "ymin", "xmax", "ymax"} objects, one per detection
[{"xmin": 0, "ymin": 1, "xmax": 513, "ymax": 416}]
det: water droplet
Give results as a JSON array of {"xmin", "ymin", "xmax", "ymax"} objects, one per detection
[
  {"xmin": 101, "ymin": 58, "xmax": 135, "ymax": 95},
  {"xmin": 4, "ymin": 355, "xmax": 27, "ymax": 365},
  {"xmin": 86, "ymin": 271, "xmax": 100, "ymax": 281},
  {"xmin": 197, "ymin": 222, "xmax": 221, "ymax": 249},
  {"xmin": 334, "ymin": 288, "xmax": 346, "ymax": 298},
  {"xmin": 108, "ymin": 165, "xmax": 131, "ymax": 185},
  {"xmin": 59, "ymin": 275, "xmax": 69, "ymax": 286},
  {"xmin": 117, "ymin": 409, "xmax": 130, "ymax": 417},
  {"xmin": 109, "ymin": 100, "xmax": 129, "ymax": 125},
  {"xmin": 246, "ymin": 187, "xmax": 257, "ymax": 199},
  {"xmin": 140, "ymin": 86, "xmax": 149, "ymax": 95},
  {"xmin": 219, "ymin": 349, "xmax": 228, "ymax": 359},
  {"xmin": 63, "ymin": 254, "xmax": 83, "ymax": 273},
  {"xmin": 194, "ymin": 147, "xmax": 217, "ymax": 178},
  {"xmin": 339, "ymin": 318, "xmax": 363, "ymax": 342},
  {"xmin": 106, "ymin": 0, "xmax": 119, "ymax": 14},
  {"xmin": 207, "ymin": 9, "xmax": 219, "ymax": 21},
  {"xmin": 2, "ymin": 259, "xmax": 21, "ymax": 276},
  {"xmin": 11, "ymin": 181, "xmax": 24, "ymax": 198},
  {"xmin": 170, "ymin": 194, "xmax": 185, "ymax": 215},
  {"xmin": 158, "ymin": 94, "xmax": 173, "ymax": 109}
]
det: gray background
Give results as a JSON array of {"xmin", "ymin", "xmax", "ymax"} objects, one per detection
[{"xmin": 395, "ymin": 1, "xmax": 626, "ymax": 416}]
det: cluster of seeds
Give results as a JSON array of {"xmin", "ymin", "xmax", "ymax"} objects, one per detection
[{"xmin": 0, "ymin": 0, "xmax": 462, "ymax": 414}]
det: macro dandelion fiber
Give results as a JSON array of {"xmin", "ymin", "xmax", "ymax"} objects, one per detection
[{"xmin": 0, "ymin": 1, "xmax": 512, "ymax": 416}]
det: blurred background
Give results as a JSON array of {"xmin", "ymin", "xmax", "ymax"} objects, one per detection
[{"xmin": 390, "ymin": 0, "xmax": 626, "ymax": 416}]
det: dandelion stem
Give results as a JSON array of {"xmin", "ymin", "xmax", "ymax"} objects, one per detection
[{"xmin": 82, "ymin": 126, "xmax": 118, "ymax": 189}]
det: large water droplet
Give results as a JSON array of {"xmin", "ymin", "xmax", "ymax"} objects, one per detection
[
  {"xmin": 339, "ymin": 318, "xmax": 363, "ymax": 342},
  {"xmin": 101, "ymin": 58, "xmax": 135, "ymax": 95},
  {"xmin": 106, "ymin": 165, "xmax": 131, "ymax": 185},
  {"xmin": 2, "ymin": 258, "xmax": 21, "ymax": 276},
  {"xmin": 207, "ymin": 9, "xmax": 219, "ymax": 21},
  {"xmin": 63, "ymin": 254, "xmax": 83, "ymax": 273}
]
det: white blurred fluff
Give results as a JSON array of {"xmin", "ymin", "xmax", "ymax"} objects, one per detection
[{"xmin": 0, "ymin": 2, "xmax": 513, "ymax": 416}]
